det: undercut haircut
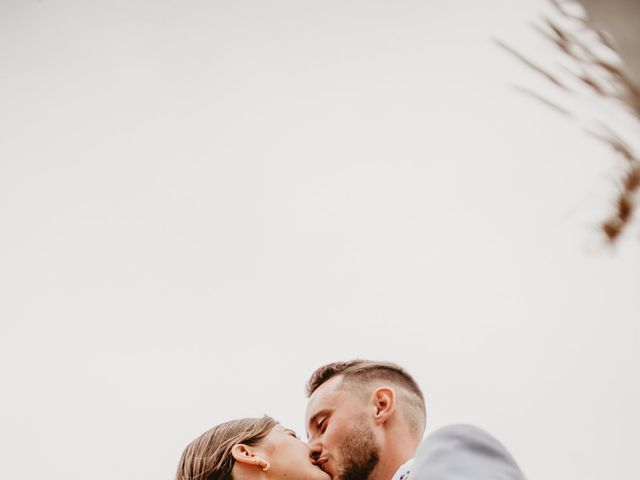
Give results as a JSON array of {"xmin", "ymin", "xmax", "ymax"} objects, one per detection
[{"xmin": 306, "ymin": 360, "xmax": 426, "ymax": 435}]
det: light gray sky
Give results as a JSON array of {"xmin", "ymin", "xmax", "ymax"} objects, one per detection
[{"xmin": 1, "ymin": 1, "xmax": 639, "ymax": 480}]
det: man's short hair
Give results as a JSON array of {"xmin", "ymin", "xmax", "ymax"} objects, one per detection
[{"xmin": 306, "ymin": 360, "xmax": 426, "ymax": 434}]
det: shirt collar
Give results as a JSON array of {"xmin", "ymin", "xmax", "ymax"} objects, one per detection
[{"xmin": 391, "ymin": 458, "xmax": 414, "ymax": 480}]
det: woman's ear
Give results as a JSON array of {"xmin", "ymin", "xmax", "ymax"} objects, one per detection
[
  {"xmin": 372, "ymin": 386, "xmax": 396, "ymax": 424},
  {"xmin": 231, "ymin": 444, "xmax": 271, "ymax": 472}
]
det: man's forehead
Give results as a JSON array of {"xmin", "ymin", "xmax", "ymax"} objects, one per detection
[{"xmin": 305, "ymin": 375, "xmax": 346, "ymax": 419}]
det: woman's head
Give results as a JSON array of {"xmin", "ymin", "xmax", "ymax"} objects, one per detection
[{"xmin": 176, "ymin": 416, "xmax": 330, "ymax": 480}]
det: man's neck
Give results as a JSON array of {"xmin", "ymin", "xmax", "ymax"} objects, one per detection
[{"xmin": 369, "ymin": 436, "xmax": 418, "ymax": 480}]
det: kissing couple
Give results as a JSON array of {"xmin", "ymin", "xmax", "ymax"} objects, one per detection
[{"xmin": 176, "ymin": 360, "xmax": 526, "ymax": 480}]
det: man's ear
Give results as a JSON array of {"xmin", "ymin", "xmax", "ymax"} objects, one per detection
[
  {"xmin": 231, "ymin": 444, "xmax": 271, "ymax": 472},
  {"xmin": 372, "ymin": 386, "xmax": 396, "ymax": 424}
]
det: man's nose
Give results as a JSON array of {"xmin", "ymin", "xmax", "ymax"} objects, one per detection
[{"xmin": 308, "ymin": 438, "xmax": 323, "ymax": 462}]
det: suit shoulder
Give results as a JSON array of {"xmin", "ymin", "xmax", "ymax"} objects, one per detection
[
  {"xmin": 414, "ymin": 424, "xmax": 526, "ymax": 480},
  {"xmin": 427, "ymin": 423, "xmax": 492, "ymax": 437},
  {"xmin": 420, "ymin": 423, "xmax": 497, "ymax": 447}
]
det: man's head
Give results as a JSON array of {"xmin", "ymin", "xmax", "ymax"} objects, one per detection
[{"xmin": 304, "ymin": 360, "xmax": 426, "ymax": 480}]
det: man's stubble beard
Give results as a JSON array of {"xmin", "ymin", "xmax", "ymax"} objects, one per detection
[{"xmin": 335, "ymin": 420, "xmax": 380, "ymax": 480}]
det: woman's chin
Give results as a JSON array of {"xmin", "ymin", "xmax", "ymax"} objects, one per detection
[{"xmin": 310, "ymin": 465, "xmax": 332, "ymax": 480}]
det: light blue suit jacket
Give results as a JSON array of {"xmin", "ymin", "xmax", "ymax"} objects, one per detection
[{"xmin": 411, "ymin": 424, "xmax": 526, "ymax": 480}]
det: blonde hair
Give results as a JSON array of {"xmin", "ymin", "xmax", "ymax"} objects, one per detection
[{"xmin": 176, "ymin": 416, "xmax": 277, "ymax": 480}]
